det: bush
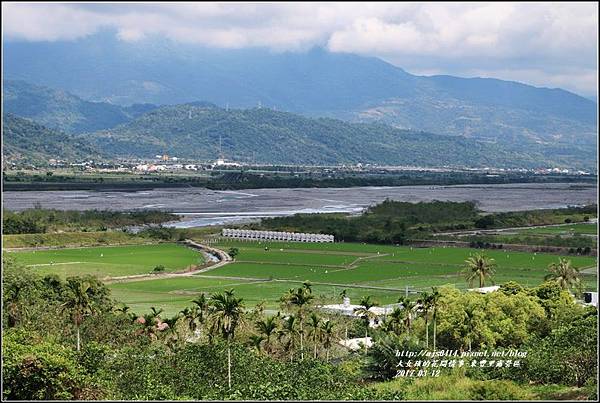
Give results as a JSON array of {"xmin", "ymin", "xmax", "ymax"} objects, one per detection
[
  {"xmin": 2, "ymin": 331, "xmax": 100, "ymax": 400},
  {"xmin": 469, "ymin": 380, "xmax": 531, "ymax": 400}
]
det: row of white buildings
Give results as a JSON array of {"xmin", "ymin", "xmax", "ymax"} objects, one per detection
[{"xmin": 221, "ymin": 228, "xmax": 334, "ymax": 243}]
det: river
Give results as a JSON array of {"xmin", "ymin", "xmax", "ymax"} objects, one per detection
[{"xmin": 3, "ymin": 182, "xmax": 596, "ymax": 228}]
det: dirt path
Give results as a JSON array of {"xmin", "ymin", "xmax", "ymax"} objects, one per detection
[{"xmin": 105, "ymin": 240, "xmax": 232, "ymax": 284}]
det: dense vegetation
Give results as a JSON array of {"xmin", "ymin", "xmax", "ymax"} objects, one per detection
[
  {"xmin": 80, "ymin": 104, "xmax": 596, "ymax": 169},
  {"xmin": 4, "ymin": 169, "xmax": 596, "ymax": 191},
  {"xmin": 254, "ymin": 201, "xmax": 597, "ymax": 245},
  {"xmin": 2, "ymin": 208, "xmax": 178, "ymax": 234},
  {"xmin": 2, "ymin": 255, "xmax": 596, "ymax": 400},
  {"xmin": 3, "ymin": 114, "xmax": 102, "ymax": 165},
  {"xmin": 4, "ymin": 80, "xmax": 157, "ymax": 134}
]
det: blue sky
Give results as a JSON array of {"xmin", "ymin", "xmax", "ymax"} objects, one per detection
[{"xmin": 3, "ymin": 2, "xmax": 598, "ymax": 98}]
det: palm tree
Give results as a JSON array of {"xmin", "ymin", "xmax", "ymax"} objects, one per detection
[
  {"xmin": 278, "ymin": 315, "xmax": 299, "ymax": 362},
  {"xmin": 353, "ymin": 296, "xmax": 378, "ymax": 338},
  {"xmin": 339, "ymin": 289, "xmax": 349, "ymax": 339},
  {"xmin": 430, "ymin": 287, "xmax": 441, "ymax": 351},
  {"xmin": 321, "ymin": 320, "xmax": 335, "ymax": 362},
  {"xmin": 208, "ymin": 289, "xmax": 244, "ymax": 389},
  {"xmin": 255, "ymin": 316, "xmax": 278, "ymax": 354},
  {"xmin": 461, "ymin": 305, "xmax": 478, "ymax": 352},
  {"xmin": 248, "ymin": 334, "xmax": 266, "ymax": 353},
  {"xmin": 161, "ymin": 316, "xmax": 180, "ymax": 350},
  {"xmin": 192, "ymin": 293, "xmax": 209, "ymax": 322},
  {"xmin": 180, "ymin": 306, "xmax": 201, "ymax": 337},
  {"xmin": 397, "ymin": 296, "xmax": 416, "ymax": 336},
  {"xmin": 282, "ymin": 284, "xmax": 314, "ymax": 360},
  {"xmin": 115, "ymin": 304, "xmax": 130, "ymax": 315},
  {"xmin": 386, "ymin": 307, "xmax": 404, "ymax": 336},
  {"xmin": 138, "ymin": 312, "xmax": 160, "ymax": 341},
  {"xmin": 545, "ymin": 258, "xmax": 582, "ymax": 294},
  {"xmin": 61, "ymin": 279, "xmax": 94, "ymax": 352},
  {"xmin": 463, "ymin": 253, "xmax": 496, "ymax": 288},
  {"xmin": 417, "ymin": 291, "xmax": 433, "ymax": 348},
  {"xmin": 307, "ymin": 312, "xmax": 322, "ymax": 359},
  {"xmin": 150, "ymin": 306, "xmax": 163, "ymax": 320}
]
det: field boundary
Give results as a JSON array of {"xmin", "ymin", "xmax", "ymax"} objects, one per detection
[{"xmin": 105, "ymin": 240, "xmax": 232, "ymax": 284}]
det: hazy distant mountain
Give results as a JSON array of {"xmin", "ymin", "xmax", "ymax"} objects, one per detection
[
  {"xmin": 3, "ymin": 80, "xmax": 157, "ymax": 134},
  {"xmin": 4, "ymin": 32, "xmax": 597, "ymax": 147},
  {"xmin": 81, "ymin": 103, "xmax": 595, "ymax": 169},
  {"xmin": 3, "ymin": 113, "xmax": 101, "ymax": 164}
]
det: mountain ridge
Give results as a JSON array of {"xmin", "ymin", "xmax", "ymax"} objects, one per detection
[{"xmin": 4, "ymin": 33, "xmax": 596, "ymax": 147}]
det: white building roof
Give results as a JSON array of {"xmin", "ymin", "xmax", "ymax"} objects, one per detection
[
  {"xmin": 468, "ymin": 285, "xmax": 500, "ymax": 294},
  {"xmin": 338, "ymin": 337, "xmax": 373, "ymax": 351}
]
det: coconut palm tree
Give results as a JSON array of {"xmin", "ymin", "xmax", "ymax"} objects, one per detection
[
  {"xmin": 545, "ymin": 258, "xmax": 582, "ymax": 294},
  {"xmin": 208, "ymin": 289, "xmax": 244, "ymax": 389},
  {"xmin": 430, "ymin": 287, "xmax": 441, "ymax": 351},
  {"xmin": 307, "ymin": 312, "xmax": 322, "ymax": 359},
  {"xmin": 255, "ymin": 316, "xmax": 278, "ymax": 354},
  {"xmin": 61, "ymin": 279, "xmax": 94, "ymax": 352},
  {"xmin": 463, "ymin": 253, "xmax": 496, "ymax": 288},
  {"xmin": 321, "ymin": 320, "xmax": 335, "ymax": 362},
  {"xmin": 353, "ymin": 296, "xmax": 378, "ymax": 338},
  {"xmin": 417, "ymin": 291, "xmax": 433, "ymax": 348}
]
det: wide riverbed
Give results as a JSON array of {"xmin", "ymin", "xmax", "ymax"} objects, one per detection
[{"xmin": 3, "ymin": 182, "xmax": 597, "ymax": 227}]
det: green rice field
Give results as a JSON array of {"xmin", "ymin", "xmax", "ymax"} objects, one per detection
[
  {"xmin": 7, "ymin": 239, "xmax": 596, "ymax": 316},
  {"xmin": 207, "ymin": 240, "xmax": 597, "ymax": 289},
  {"xmin": 515, "ymin": 222, "xmax": 597, "ymax": 236},
  {"xmin": 7, "ymin": 243, "xmax": 204, "ymax": 278}
]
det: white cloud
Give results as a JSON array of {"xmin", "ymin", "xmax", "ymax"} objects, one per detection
[{"xmin": 2, "ymin": 2, "xmax": 598, "ymax": 96}]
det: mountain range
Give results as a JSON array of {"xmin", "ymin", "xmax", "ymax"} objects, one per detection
[
  {"xmin": 2, "ymin": 82, "xmax": 596, "ymax": 169},
  {"xmin": 4, "ymin": 80, "xmax": 156, "ymax": 134},
  {"xmin": 3, "ymin": 113, "xmax": 102, "ymax": 163},
  {"xmin": 4, "ymin": 32, "xmax": 597, "ymax": 149}
]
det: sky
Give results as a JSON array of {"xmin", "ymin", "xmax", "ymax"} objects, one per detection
[{"xmin": 3, "ymin": 2, "xmax": 598, "ymax": 98}]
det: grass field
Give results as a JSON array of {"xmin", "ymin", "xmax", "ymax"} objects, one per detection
[
  {"xmin": 207, "ymin": 240, "xmax": 597, "ymax": 290},
  {"xmin": 7, "ymin": 243, "xmax": 204, "ymax": 278},
  {"xmin": 105, "ymin": 239, "xmax": 596, "ymax": 316},
  {"xmin": 515, "ymin": 223, "xmax": 598, "ymax": 236},
  {"xmin": 8, "ymin": 239, "xmax": 596, "ymax": 316}
]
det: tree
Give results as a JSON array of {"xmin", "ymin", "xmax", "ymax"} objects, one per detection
[
  {"xmin": 321, "ymin": 320, "xmax": 335, "ymax": 362},
  {"xmin": 430, "ymin": 287, "xmax": 441, "ymax": 351},
  {"xmin": 417, "ymin": 291, "xmax": 433, "ymax": 348},
  {"xmin": 278, "ymin": 314, "xmax": 300, "ymax": 362},
  {"xmin": 354, "ymin": 296, "xmax": 378, "ymax": 338},
  {"xmin": 460, "ymin": 305, "xmax": 478, "ymax": 351},
  {"xmin": 228, "ymin": 247, "xmax": 239, "ymax": 259},
  {"xmin": 307, "ymin": 312, "xmax": 322, "ymax": 359},
  {"xmin": 463, "ymin": 253, "xmax": 496, "ymax": 288},
  {"xmin": 545, "ymin": 258, "xmax": 582, "ymax": 295},
  {"xmin": 255, "ymin": 316, "xmax": 278, "ymax": 354},
  {"xmin": 248, "ymin": 334, "xmax": 266, "ymax": 353},
  {"xmin": 281, "ymin": 284, "xmax": 313, "ymax": 360},
  {"xmin": 61, "ymin": 279, "xmax": 94, "ymax": 352},
  {"xmin": 208, "ymin": 289, "xmax": 244, "ymax": 389},
  {"xmin": 397, "ymin": 296, "xmax": 416, "ymax": 336}
]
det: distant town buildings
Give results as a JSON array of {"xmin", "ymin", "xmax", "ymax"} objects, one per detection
[{"xmin": 222, "ymin": 228, "xmax": 334, "ymax": 243}]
